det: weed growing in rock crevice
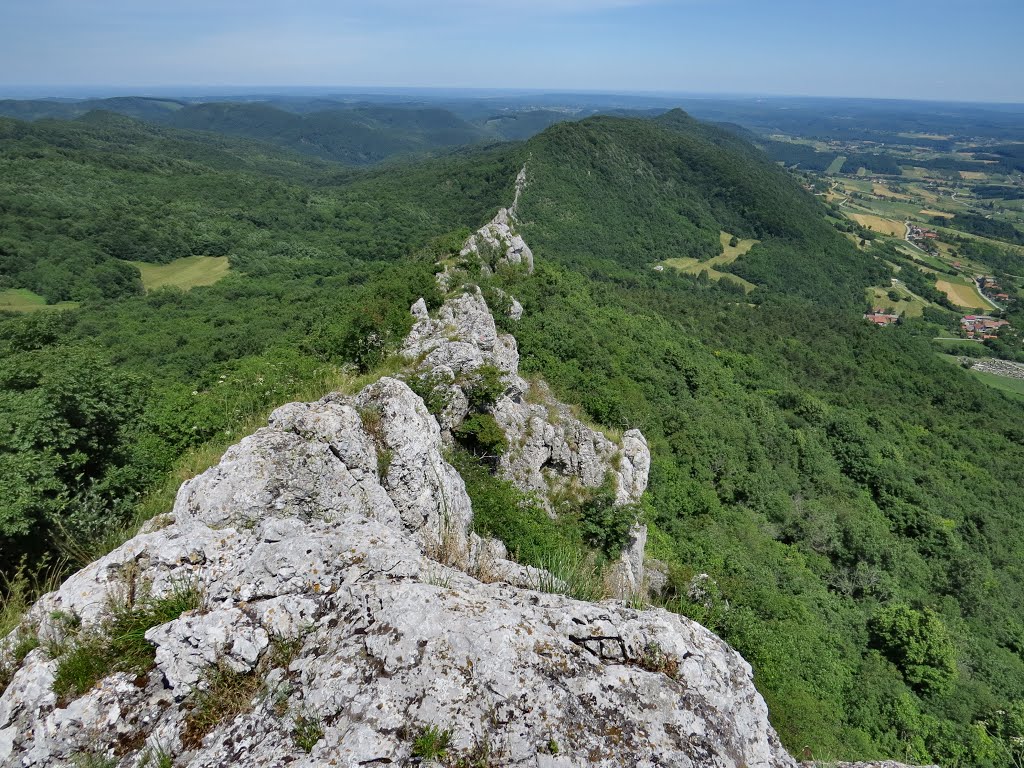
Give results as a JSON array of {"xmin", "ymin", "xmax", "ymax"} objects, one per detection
[
  {"xmin": 292, "ymin": 712, "xmax": 325, "ymax": 753},
  {"xmin": 358, "ymin": 404, "xmax": 394, "ymax": 481},
  {"xmin": 412, "ymin": 724, "xmax": 453, "ymax": 760},
  {"xmin": 182, "ymin": 627, "xmax": 312, "ymax": 750},
  {"xmin": 635, "ymin": 642, "xmax": 680, "ymax": 678},
  {"xmin": 181, "ymin": 662, "xmax": 264, "ymax": 749}
]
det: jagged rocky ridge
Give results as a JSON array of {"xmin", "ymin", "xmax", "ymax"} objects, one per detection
[
  {"xmin": 0, "ymin": 171, "xmax": 800, "ymax": 768},
  {"xmin": 444, "ymin": 167, "xmax": 533, "ymax": 288}
]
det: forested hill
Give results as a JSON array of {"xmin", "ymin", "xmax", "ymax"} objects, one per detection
[
  {"xmin": 0, "ymin": 99, "xmax": 501, "ymax": 165},
  {"xmin": 0, "ymin": 113, "xmax": 517, "ymax": 303},
  {"xmin": 520, "ymin": 110, "xmax": 888, "ymax": 307},
  {"xmin": 486, "ymin": 112, "xmax": 1024, "ymax": 763},
  {"xmin": 3, "ymin": 109, "xmax": 1024, "ymax": 765},
  {"xmin": 161, "ymin": 103, "xmax": 489, "ymax": 164}
]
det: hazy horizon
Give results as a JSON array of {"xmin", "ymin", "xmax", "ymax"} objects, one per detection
[
  {"xmin": 2, "ymin": 0, "xmax": 1022, "ymax": 103},
  {"xmin": 2, "ymin": 86, "xmax": 1023, "ymax": 110}
]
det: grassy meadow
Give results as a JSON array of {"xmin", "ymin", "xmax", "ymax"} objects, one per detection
[{"xmin": 130, "ymin": 256, "xmax": 231, "ymax": 292}]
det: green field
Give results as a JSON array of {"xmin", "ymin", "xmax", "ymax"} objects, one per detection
[
  {"xmin": 708, "ymin": 231, "xmax": 759, "ymax": 265},
  {"xmin": 970, "ymin": 369, "xmax": 1024, "ymax": 399},
  {"xmin": 866, "ymin": 283, "xmax": 927, "ymax": 317},
  {"xmin": 0, "ymin": 288, "xmax": 78, "ymax": 313},
  {"xmin": 932, "ymin": 337, "xmax": 986, "ymax": 350},
  {"xmin": 660, "ymin": 232, "xmax": 757, "ymax": 291},
  {"xmin": 935, "ymin": 353, "xmax": 1024, "ymax": 398},
  {"xmin": 826, "ymin": 155, "xmax": 847, "ymax": 174},
  {"xmin": 130, "ymin": 256, "xmax": 231, "ymax": 291},
  {"xmin": 935, "ymin": 274, "xmax": 991, "ymax": 309}
]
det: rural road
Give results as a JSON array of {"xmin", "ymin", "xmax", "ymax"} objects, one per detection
[{"xmin": 973, "ymin": 277, "xmax": 1002, "ymax": 310}]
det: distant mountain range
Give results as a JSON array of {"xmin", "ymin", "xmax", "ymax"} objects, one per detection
[{"xmin": 0, "ymin": 96, "xmax": 588, "ymax": 164}]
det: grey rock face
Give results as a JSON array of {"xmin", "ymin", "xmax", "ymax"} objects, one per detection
[
  {"xmin": 0, "ymin": 384, "xmax": 793, "ymax": 768},
  {"xmin": 403, "ymin": 290, "xmax": 651, "ymax": 517},
  {"xmin": 606, "ymin": 523, "xmax": 649, "ymax": 599},
  {"xmin": 403, "ymin": 286, "xmax": 653, "ymax": 601}
]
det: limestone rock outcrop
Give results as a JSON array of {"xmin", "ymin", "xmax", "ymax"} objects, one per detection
[
  {"xmin": 402, "ymin": 289, "xmax": 650, "ymax": 514},
  {"xmin": 459, "ymin": 166, "xmax": 534, "ymax": 274},
  {"xmin": 0, "ymin": 375, "xmax": 795, "ymax": 768}
]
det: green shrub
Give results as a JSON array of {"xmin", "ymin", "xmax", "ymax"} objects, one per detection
[
  {"xmin": 453, "ymin": 413, "xmax": 508, "ymax": 460},
  {"xmin": 578, "ymin": 483, "xmax": 636, "ymax": 559},
  {"xmin": 462, "ymin": 364, "xmax": 506, "ymax": 411},
  {"xmin": 406, "ymin": 372, "xmax": 453, "ymax": 416},
  {"xmin": 869, "ymin": 604, "xmax": 958, "ymax": 695},
  {"xmin": 453, "ymin": 448, "xmax": 602, "ymax": 600},
  {"xmin": 455, "ymin": 449, "xmax": 553, "ymax": 548}
]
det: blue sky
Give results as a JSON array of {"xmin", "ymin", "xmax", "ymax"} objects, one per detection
[{"xmin": 1, "ymin": 0, "xmax": 1022, "ymax": 102}]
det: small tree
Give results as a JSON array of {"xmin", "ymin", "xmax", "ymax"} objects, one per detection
[{"xmin": 869, "ymin": 603, "xmax": 958, "ymax": 694}]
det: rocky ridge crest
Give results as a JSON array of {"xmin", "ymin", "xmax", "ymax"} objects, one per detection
[
  {"xmin": 0, "ymin": 170, "xmax": 798, "ymax": 768},
  {"xmin": 452, "ymin": 166, "xmax": 534, "ymax": 280}
]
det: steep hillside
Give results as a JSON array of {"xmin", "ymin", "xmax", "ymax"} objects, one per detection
[
  {"xmin": 0, "ymin": 114, "xmax": 521, "ymax": 563},
  {"xmin": 519, "ymin": 110, "xmax": 888, "ymax": 307},
  {"xmin": 479, "ymin": 118, "xmax": 1024, "ymax": 763},
  {"xmin": 0, "ymin": 274, "xmax": 798, "ymax": 767}
]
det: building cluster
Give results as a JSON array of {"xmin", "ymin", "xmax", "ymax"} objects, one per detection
[
  {"xmin": 907, "ymin": 224, "xmax": 939, "ymax": 243},
  {"xmin": 978, "ymin": 276, "xmax": 1012, "ymax": 303},
  {"xmin": 961, "ymin": 314, "xmax": 1009, "ymax": 339},
  {"xmin": 864, "ymin": 308, "xmax": 900, "ymax": 326}
]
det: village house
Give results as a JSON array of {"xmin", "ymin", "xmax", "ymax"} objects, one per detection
[
  {"xmin": 961, "ymin": 314, "xmax": 1010, "ymax": 339},
  {"xmin": 864, "ymin": 308, "xmax": 900, "ymax": 326}
]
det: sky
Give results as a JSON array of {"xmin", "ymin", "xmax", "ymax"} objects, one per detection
[{"xmin": 1, "ymin": 0, "xmax": 1022, "ymax": 102}]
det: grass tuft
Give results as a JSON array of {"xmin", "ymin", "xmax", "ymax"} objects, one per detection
[
  {"xmin": 292, "ymin": 712, "xmax": 325, "ymax": 753},
  {"xmin": 70, "ymin": 749, "xmax": 117, "ymax": 768},
  {"xmin": 139, "ymin": 744, "xmax": 174, "ymax": 768},
  {"xmin": 52, "ymin": 578, "xmax": 203, "ymax": 702},
  {"xmin": 181, "ymin": 662, "xmax": 264, "ymax": 749},
  {"xmin": 412, "ymin": 724, "xmax": 453, "ymax": 760},
  {"xmin": 531, "ymin": 544, "xmax": 605, "ymax": 602}
]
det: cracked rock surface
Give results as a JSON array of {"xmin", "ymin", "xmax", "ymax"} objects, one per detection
[
  {"xmin": 0, "ymin": 377, "xmax": 793, "ymax": 768},
  {"xmin": 402, "ymin": 289, "xmax": 650, "ymax": 513},
  {"xmin": 459, "ymin": 166, "xmax": 534, "ymax": 275}
]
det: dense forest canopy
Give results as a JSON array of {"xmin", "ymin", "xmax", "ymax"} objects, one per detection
[{"xmin": 2, "ymin": 107, "xmax": 1024, "ymax": 765}]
